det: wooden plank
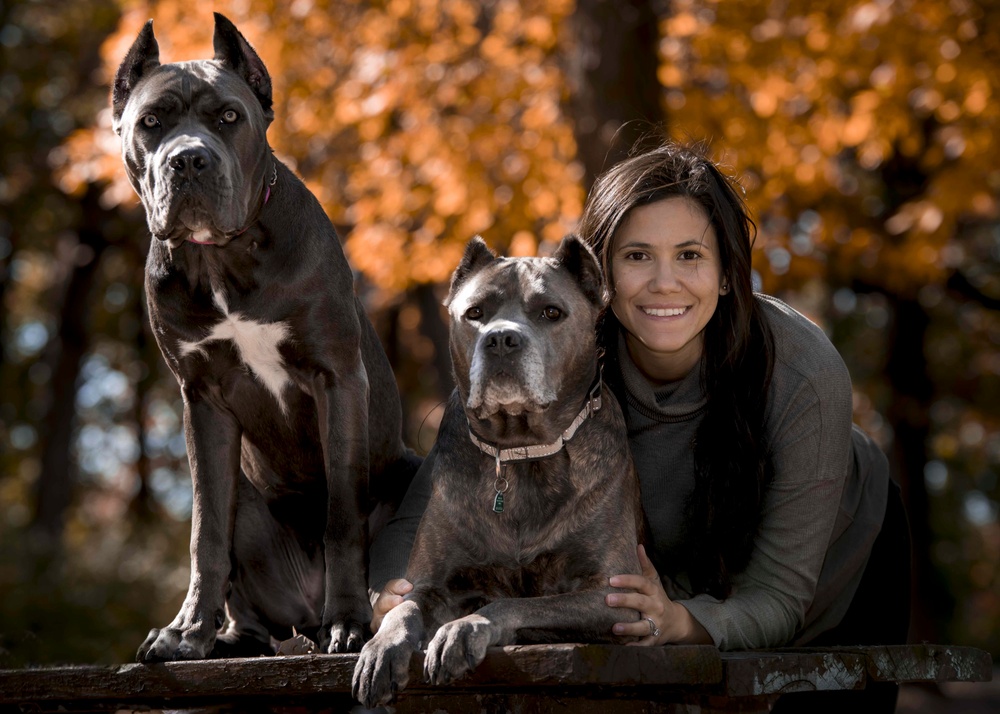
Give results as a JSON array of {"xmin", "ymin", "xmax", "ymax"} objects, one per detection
[
  {"xmin": 722, "ymin": 651, "xmax": 867, "ymax": 696},
  {"xmin": 468, "ymin": 644, "xmax": 723, "ymax": 686},
  {"xmin": 791, "ymin": 644, "xmax": 995, "ymax": 683},
  {"xmin": 0, "ymin": 645, "xmax": 720, "ymax": 709},
  {"xmin": 0, "ymin": 643, "xmax": 990, "ymax": 713},
  {"xmin": 720, "ymin": 645, "xmax": 995, "ymax": 697}
]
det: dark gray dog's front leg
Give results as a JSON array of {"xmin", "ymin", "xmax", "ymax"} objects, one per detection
[
  {"xmin": 313, "ymin": 358, "xmax": 372, "ymax": 653},
  {"xmin": 137, "ymin": 396, "xmax": 242, "ymax": 661}
]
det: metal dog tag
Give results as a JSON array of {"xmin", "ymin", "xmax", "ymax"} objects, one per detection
[{"xmin": 492, "ymin": 453, "xmax": 508, "ymax": 513}]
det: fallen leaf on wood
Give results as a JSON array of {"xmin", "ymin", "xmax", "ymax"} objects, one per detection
[{"xmin": 276, "ymin": 628, "xmax": 317, "ymax": 656}]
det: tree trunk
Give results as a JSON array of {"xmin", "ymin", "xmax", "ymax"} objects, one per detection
[
  {"xmin": 415, "ymin": 282, "xmax": 453, "ymax": 399},
  {"xmin": 564, "ymin": 0, "xmax": 666, "ymax": 189},
  {"xmin": 885, "ymin": 295, "xmax": 953, "ymax": 643},
  {"xmin": 31, "ymin": 185, "xmax": 110, "ymax": 545}
]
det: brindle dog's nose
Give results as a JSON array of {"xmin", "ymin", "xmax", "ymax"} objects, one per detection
[
  {"xmin": 169, "ymin": 146, "xmax": 213, "ymax": 178},
  {"xmin": 485, "ymin": 328, "xmax": 523, "ymax": 357}
]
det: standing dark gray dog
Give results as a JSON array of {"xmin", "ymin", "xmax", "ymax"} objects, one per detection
[
  {"xmin": 112, "ymin": 14, "xmax": 418, "ymax": 660},
  {"xmin": 353, "ymin": 236, "xmax": 643, "ymax": 708}
]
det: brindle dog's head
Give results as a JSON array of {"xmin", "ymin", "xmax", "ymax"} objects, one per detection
[
  {"xmin": 445, "ymin": 235, "xmax": 605, "ymax": 445},
  {"xmin": 111, "ymin": 14, "xmax": 274, "ymax": 249}
]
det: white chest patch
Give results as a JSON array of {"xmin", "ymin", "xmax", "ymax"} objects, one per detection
[{"xmin": 179, "ymin": 289, "xmax": 292, "ymax": 413}]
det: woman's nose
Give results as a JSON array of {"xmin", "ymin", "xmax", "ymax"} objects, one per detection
[{"xmin": 647, "ymin": 262, "xmax": 680, "ymax": 292}]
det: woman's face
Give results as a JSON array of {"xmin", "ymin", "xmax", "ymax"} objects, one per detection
[{"xmin": 610, "ymin": 196, "xmax": 726, "ymax": 383}]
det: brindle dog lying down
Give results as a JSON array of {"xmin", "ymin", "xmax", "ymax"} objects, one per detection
[{"xmin": 353, "ymin": 235, "xmax": 643, "ymax": 708}]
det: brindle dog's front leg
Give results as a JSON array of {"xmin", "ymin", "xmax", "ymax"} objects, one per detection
[
  {"xmin": 313, "ymin": 356, "xmax": 372, "ymax": 653},
  {"xmin": 137, "ymin": 396, "xmax": 242, "ymax": 661},
  {"xmin": 352, "ymin": 599, "xmax": 425, "ymax": 708},
  {"xmin": 424, "ymin": 589, "xmax": 639, "ymax": 685}
]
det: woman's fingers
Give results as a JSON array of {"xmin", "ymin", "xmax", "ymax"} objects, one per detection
[
  {"xmin": 607, "ymin": 546, "xmax": 672, "ymax": 645},
  {"xmin": 613, "ymin": 615, "xmax": 661, "ymax": 643},
  {"xmin": 609, "ymin": 573, "xmax": 652, "ymax": 592},
  {"xmin": 385, "ymin": 578, "xmax": 414, "ymax": 596},
  {"xmin": 370, "ymin": 578, "xmax": 414, "ymax": 633},
  {"xmin": 605, "ymin": 591, "xmax": 654, "ymax": 612}
]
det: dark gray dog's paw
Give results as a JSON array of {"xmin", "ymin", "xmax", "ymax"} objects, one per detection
[
  {"xmin": 423, "ymin": 614, "xmax": 495, "ymax": 686},
  {"xmin": 318, "ymin": 617, "xmax": 366, "ymax": 654},
  {"xmin": 352, "ymin": 636, "xmax": 414, "ymax": 709},
  {"xmin": 136, "ymin": 624, "xmax": 216, "ymax": 662}
]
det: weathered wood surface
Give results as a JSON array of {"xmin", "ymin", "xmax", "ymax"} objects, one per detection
[{"xmin": 0, "ymin": 643, "xmax": 991, "ymax": 714}]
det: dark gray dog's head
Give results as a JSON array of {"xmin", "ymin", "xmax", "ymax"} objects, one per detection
[
  {"xmin": 111, "ymin": 14, "xmax": 274, "ymax": 248},
  {"xmin": 445, "ymin": 235, "xmax": 605, "ymax": 440}
]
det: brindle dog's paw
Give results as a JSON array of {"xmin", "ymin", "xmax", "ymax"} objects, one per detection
[
  {"xmin": 423, "ymin": 614, "xmax": 495, "ymax": 686},
  {"xmin": 136, "ymin": 625, "xmax": 216, "ymax": 662},
  {"xmin": 352, "ymin": 637, "xmax": 414, "ymax": 709}
]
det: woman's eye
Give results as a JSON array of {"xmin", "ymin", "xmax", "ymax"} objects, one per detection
[
  {"xmin": 542, "ymin": 306, "xmax": 562, "ymax": 321},
  {"xmin": 221, "ymin": 110, "xmax": 239, "ymax": 124},
  {"xmin": 465, "ymin": 306, "xmax": 483, "ymax": 320},
  {"xmin": 141, "ymin": 114, "xmax": 159, "ymax": 128},
  {"xmin": 624, "ymin": 251, "xmax": 648, "ymax": 261},
  {"xmin": 679, "ymin": 250, "xmax": 702, "ymax": 260}
]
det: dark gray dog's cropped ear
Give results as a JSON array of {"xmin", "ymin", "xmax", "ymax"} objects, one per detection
[
  {"xmin": 553, "ymin": 234, "xmax": 605, "ymax": 307},
  {"xmin": 445, "ymin": 236, "xmax": 497, "ymax": 306},
  {"xmin": 213, "ymin": 12, "xmax": 273, "ymax": 123},
  {"xmin": 112, "ymin": 20, "xmax": 159, "ymax": 131}
]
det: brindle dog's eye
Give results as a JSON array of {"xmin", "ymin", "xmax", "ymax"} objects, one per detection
[
  {"xmin": 542, "ymin": 306, "xmax": 562, "ymax": 321},
  {"xmin": 465, "ymin": 306, "xmax": 483, "ymax": 320},
  {"xmin": 141, "ymin": 114, "xmax": 159, "ymax": 128},
  {"xmin": 221, "ymin": 110, "xmax": 239, "ymax": 124}
]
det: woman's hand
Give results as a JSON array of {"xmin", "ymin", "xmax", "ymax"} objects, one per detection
[
  {"xmin": 606, "ymin": 545, "xmax": 712, "ymax": 646},
  {"xmin": 370, "ymin": 578, "xmax": 413, "ymax": 634}
]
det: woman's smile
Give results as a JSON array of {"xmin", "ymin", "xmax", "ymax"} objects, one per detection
[{"xmin": 639, "ymin": 305, "xmax": 690, "ymax": 318}]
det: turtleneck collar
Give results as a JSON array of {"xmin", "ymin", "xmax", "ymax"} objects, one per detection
[{"xmin": 616, "ymin": 331, "xmax": 708, "ymax": 422}]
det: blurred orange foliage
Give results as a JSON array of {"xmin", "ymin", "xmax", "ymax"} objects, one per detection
[{"xmin": 660, "ymin": 0, "xmax": 1000, "ymax": 298}]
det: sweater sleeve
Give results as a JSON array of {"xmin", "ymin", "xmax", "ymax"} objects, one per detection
[
  {"xmin": 679, "ymin": 357, "xmax": 853, "ymax": 650},
  {"xmin": 367, "ymin": 444, "xmax": 437, "ymax": 597}
]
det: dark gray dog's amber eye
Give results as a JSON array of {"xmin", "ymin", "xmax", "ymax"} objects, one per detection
[
  {"xmin": 141, "ymin": 114, "xmax": 159, "ymax": 128},
  {"xmin": 465, "ymin": 306, "xmax": 483, "ymax": 320},
  {"xmin": 542, "ymin": 307, "xmax": 562, "ymax": 321},
  {"xmin": 222, "ymin": 110, "xmax": 239, "ymax": 123}
]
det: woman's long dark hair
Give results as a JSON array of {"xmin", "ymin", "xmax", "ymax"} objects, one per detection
[{"xmin": 578, "ymin": 142, "xmax": 775, "ymax": 598}]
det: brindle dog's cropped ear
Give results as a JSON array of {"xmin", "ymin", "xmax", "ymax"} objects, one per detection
[
  {"xmin": 553, "ymin": 234, "xmax": 605, "ymax": 307},
  {"xmin": 112, "ymin": 20, "xmax": 159, "ymax": 132},
  {"xmin": 213, "ymin": 12, "xmax": 274, "ymax": 123},
  {"xmin": 445, "ymin": 235, "xmax": 497, "ymax": 306}
]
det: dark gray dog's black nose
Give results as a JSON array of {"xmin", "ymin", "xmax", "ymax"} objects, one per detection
[
  {"xmin": 485, "ymin": 328, "xmax": 523, "ymax": 357},
  {"xmin": 169, "ymin": 147, "xmax": 213, "ymax": 178}
]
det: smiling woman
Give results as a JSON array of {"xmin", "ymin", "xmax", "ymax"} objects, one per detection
[{"xmin": 576, "ymin": 141, "xmax": 911, "ymax": 713}]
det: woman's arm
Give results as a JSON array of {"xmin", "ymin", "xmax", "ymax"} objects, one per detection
[
  {"xmin": 680, "ymin": 361, "xmax": 854, "ymax": 649},
  {"xmin": 368, "ymin": 445, "xmax": 437, "ymax": 598}
]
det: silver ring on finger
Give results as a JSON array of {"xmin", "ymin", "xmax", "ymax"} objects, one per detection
[{"xmin": 644, "ymin": 616, "xmax": 661, "ymax": 638}]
